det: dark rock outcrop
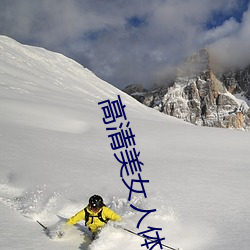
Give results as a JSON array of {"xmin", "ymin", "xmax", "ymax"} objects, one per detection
[{"xmin": 123, "ymin": 49, "xmax": 250, "ymax": 130}]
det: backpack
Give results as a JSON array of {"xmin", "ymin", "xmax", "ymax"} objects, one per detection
[{"xmin": 84, "ymin": 206, "xmax": 109, "ymax": 226}]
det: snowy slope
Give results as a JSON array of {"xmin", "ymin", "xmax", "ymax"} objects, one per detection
[{"xmin": 0, "ymin": 36, "xmax": 250, "ymax": 250}]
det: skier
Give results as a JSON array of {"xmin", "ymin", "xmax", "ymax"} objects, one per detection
[{"xmin": 66, "ymin": 194, "xmax": 121, "ymax": 239}]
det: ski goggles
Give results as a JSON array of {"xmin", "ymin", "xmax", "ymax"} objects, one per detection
[{"xmin": 90, "ymin": 205, "xmax": 101, "ymax": 212}]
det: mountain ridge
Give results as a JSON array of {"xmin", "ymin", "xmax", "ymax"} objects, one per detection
[{"xmin": 123, "ymin": 49, "xmax": 250, "ymax": 130}]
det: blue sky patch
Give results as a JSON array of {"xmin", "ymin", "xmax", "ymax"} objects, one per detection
[
  {"xmin": 206, "ymin": 0, "xmax": 249, "ymax": 29},
  {"xmin": 126, "ymin": 15, "xmax": 148, "ymax": 28}
]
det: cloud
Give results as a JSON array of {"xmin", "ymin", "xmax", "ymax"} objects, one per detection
[
  {"xmin": 209, "ymin": 4, "xmax": 250, "ymax": 69},
  {"xmin": 0, "ymin": 0, "xmax": 249, "ymax": 89},
  {"xmin": 200, "ymin": 18, "xmax": 240, "ymax": 45}
]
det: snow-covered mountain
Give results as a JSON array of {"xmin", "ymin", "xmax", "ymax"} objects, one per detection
[
  {"xmin": 0, "ymin": 36, "xmax": 250, "ymax": 250},
  {"xmin": 124, "ymin": 49, "xmax": 250, "ymax": 130}
]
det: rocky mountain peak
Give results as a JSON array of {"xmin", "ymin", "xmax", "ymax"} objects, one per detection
[
  {"xmin": 123, "ymin": 49, "xmax": 250, "ymax": 130},
  {"xmin": 177, "ymin": 48, "xmax": 210, "ymax": 78}
]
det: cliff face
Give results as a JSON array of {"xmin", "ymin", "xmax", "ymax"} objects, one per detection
[
  {"xmin": 123, "ymin": 49, "xmax": 250, "ymax": 130},
  {"xmin": 218, "ymin": 66, "xmax": 250, "ymax": 99}
]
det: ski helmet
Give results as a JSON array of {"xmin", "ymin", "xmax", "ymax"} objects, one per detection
[{"xmin": 89, "ymin": 195, "xmax": 104, "ymax": 210}]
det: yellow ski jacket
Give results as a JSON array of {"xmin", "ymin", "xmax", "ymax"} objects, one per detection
[{"xmin": 67, "ymin": 206, "xmax": 121, "ymax": 233}]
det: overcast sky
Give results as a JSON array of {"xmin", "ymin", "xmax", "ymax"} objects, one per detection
[{"xmin": 0, "ymin": 0, "xmax": 249, "ymax": 89}]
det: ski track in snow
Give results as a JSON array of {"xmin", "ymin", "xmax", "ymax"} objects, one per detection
[
  {"xmin": 0, "ymin": 176, "xmax": 175, "ymax": 248},
  {"xmin": 0, "ymin": 182, "xmax": 118, "ymax": 248},
  {"xmin": 0, "ymin": 179, "xmax": 210, "ymax": 250}
]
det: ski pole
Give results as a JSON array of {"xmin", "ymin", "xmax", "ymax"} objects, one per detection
[
  {"xmin": 37, "ymin": 220, "xmax": 48, "ymax": 231},
  {"xmin": 122, "ymin": 227, "xmax": 181, "ymax": 250}
]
